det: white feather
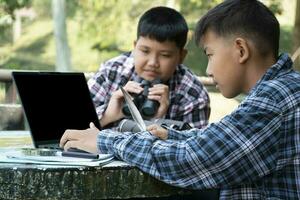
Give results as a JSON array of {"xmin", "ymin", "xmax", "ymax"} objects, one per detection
[{"xmin": 120, "ymin": 87, "xmax": 146, "ymax": 131}]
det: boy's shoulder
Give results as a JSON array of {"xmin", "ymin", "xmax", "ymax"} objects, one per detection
[
  {"xmin": 262, "ymin": 71, "xmax": 300, "ymax": 95},
  {"xmin": 252, "ymin": 54, "xmax": 299, "ymax": 96},
  {"xmin": 100, "ymin": 52, "xmax": 134, "ymax": 73},
  {"xmin": 249, "ymin": 68, "xmax": 300, "ymax": 112},
  {"xmin": 98, "ymin": 52, "xmax": 134, "ymax": 82}
]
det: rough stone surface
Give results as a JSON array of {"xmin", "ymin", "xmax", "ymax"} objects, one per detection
[
  {"xmin": 0, "ymin": 162, "xmax": 191, "ymax": 199},
  {"xmin": 0, "ymin": 104, "xmax": 24, "ymax": 130}
]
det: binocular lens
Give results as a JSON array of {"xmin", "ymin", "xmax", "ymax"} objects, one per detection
[
  {"xmin": 141, "ymin": 107, "xmax": 155, "ymax": 117},
  {"xmin": 122, "ymin": 105, "xmax": 131, "ymax": 116},
  {"xmin": 141, "ymin": 100, "xmax": 159, "ymax": 117}
]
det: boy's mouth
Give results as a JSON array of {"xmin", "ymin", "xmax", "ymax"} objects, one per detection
[
  {"xmin": 144, "ymin": 70, "xmax": 158, "ymax": 76},
  {"xmin": 213, "ymin": 80, "xmax": 219, "ymax": 89}
]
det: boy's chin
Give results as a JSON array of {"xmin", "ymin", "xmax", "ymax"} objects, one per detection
[
  {"xmin": 221, "ymin": 90, "xmax": 239, "ymax": 99},
  {"xmin": 140, "ymin": 74, "xmax": 157, "ymax": 81}
]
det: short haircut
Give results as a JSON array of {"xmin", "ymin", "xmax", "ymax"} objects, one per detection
[
  {"xmin": 137, "ymin": 6, "xmax": 188, "ymax": 49},
  {"xmin": 195, "ymin": 0, "xmax": 280, "ymax": 57}
]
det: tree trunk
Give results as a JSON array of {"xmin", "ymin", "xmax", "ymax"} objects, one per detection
[
  {"xmin": 293, "ymin": 0, "xmax": 300, "ymax": 70},
  {"xmin": 52, "ymin": 0, "xmax": 72, "ymax": 71},
  {"xmin": 12, "ymin": 13, "xmax": 21, "ymax": 43}
]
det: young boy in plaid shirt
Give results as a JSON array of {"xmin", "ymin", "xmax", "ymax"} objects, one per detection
[
  {"xmin": 88, "ymin": 6, "xmax": 210, "ymax": 129},
  {"xmin": 61, "ymin": 1, "xmax": 300, "ymax": 199}
]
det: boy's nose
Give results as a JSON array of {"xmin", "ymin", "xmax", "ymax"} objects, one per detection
[
  {"xmin": 206, "ymin": 65, "xmax": 213, "ymax": 77},
  {"xmin": 148, "ymin": 55, "xmax": 159, "ymax": 67}
]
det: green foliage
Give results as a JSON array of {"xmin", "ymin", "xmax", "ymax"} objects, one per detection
[
  {"xmin": 72, "ymin": 0, "xmax": 221, "ymax": 74},
  {"xmin": 0, "ymin": 0, "xmax": 31, "ymax": 18},
  {"xmin": 0, "ymin": 0, "xmax": 32, "ymax": 44},
  {"xmin": 0, "ymin": 0, "xmax": 295, "ymax": 76},
  {"xmin": 75, "ymin": 0, "xmax": 168, "ymax": 52},
  {"xmin": 31, "ymin": 0, "xmax": 78, "ymax": 18},
  {"xmin": 279, "ymin": 25, "xmax": 293, "ymax": 54},
  {"xmin": 179, "ymin": 0, "xmax": 221, "ymax": 23},
  {"xmin": 0, "ymin": 19, "xmax": 55, "ymax": 70},
  {"xmin": 268, "ymin": 0, "xmax": 283, "ymax": 15},
  {"xmin": 184, "ymin": 37, "xmax": 208, "ymax": 75}
]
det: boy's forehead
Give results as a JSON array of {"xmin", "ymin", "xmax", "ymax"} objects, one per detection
[
  {"xmin": 199, "ymin": 30, "xmax": 217, "ymax": 48},
  {"xmin": 137, "ymin": 36, "xmax": 174, "ymax": 44},
  {"xmin": 136, "ymin": 36, "xmax": 180, "ymax": 50},
  {"xmin": 200, "ymin": 30, "xmax": 233, "ymax": 49}
]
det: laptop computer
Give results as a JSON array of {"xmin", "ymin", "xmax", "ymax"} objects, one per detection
[{"xmin": 12, "ymin": 71, "xmax": 101, "ymax": 149}]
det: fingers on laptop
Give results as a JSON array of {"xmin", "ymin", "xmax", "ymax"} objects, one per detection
[{"xmin": 60, "ymin": 129, "xmax": 79, "ymax": 149}]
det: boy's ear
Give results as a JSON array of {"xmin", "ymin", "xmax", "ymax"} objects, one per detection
[
  {"xmin": 179, "ymin": 49, "xmax": 188, "ymax": 64},
  {"xmin": 133, "ymin": 40, "xmax": 137, "ymax": 48},
  {"xmin": 234, "ymin": 38, "xmax": 250, "ymax": 64}
]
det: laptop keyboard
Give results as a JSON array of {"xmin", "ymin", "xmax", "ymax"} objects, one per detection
[{"xmin": 39, "ymin": 146, "xmax": 63, "ymax": 151}]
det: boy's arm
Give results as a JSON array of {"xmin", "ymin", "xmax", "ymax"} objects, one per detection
[
  {"xmin": 88, "ymin": 63, "xmax": 112, "ymax": 120},
  {"xmin": 167, "ymin": 128, "xmax": 201, "ymax": 140},
  {"xmin": 97, "ymin": 96, "xmax": 283, "ymax": 189}
]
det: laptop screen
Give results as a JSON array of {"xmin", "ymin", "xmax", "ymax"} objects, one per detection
[{"xmin": 12, "ymin": 71, "xmax": 100, "ymax": 148}]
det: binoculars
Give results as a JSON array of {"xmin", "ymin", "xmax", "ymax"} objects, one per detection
[{"xmin": 122, "ymin": 79, "xmax": 160, "ymax": 118}]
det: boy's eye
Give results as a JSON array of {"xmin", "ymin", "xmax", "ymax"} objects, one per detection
[
  {"xmin": 161, "ymin": 54, "xmax": 171, "ymax": 58},
  {"xmin": 140, "ymin": 49, "xmax": 149, "ymax": 54}
]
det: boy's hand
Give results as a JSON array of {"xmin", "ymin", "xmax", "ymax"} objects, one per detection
[
  {"xmin": 101, "ymin": 81, "xmax": 143, "ymax": 126},
  {"xmin": 148, "ymin": 84, "xmax": 170, "ymax": 118},
  {"xmin": 60, "ymin": 122, "xmax": 99, "ymax": 154},
  {"xmin": 147, "ymin": 124, "xmax": 168, "ymax": 140}
]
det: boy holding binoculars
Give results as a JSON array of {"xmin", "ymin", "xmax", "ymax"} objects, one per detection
[{"xmin": 88, "ymin": 6, "xmax": 210, "ymax": 129}]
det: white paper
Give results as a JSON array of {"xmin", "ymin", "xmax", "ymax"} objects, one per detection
[{"xmin": 1, "ymin": 150, "xmax": 114, "ymax": 167}]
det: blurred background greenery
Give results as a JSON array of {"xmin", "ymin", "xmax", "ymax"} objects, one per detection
[
  {"xmin": 0, "ymin": 0, "xmax": 298, "ymax": 75},
  {"xmin": 0, "ymin": 0, "xmax": 299, "ymax": 123}
]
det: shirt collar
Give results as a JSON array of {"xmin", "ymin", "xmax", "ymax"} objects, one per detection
[{"xmin": 248, "ymin": 53, "xmax": 293, "ymax": 95}]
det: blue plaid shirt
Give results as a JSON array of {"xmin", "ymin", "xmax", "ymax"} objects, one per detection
[
  {"xmin": 88, "ymin": 52, "xmax": 210, "ymax": 128},
  {"xmin": 97, "ymin": 53, "xmax": 300, "ymax": 199}
]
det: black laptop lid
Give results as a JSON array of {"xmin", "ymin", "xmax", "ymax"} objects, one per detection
[{"xmin": 12, "ymin": 71, "xmax": 100, "ymax": 148}]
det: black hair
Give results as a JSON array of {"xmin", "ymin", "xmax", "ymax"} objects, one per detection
[
  {"xmin": 137, "ymin": 6, "xmax": 188, "ymax": 49},
  {"xmin": 195, "ymin": 0, "xmax": 280, "ymax": 57}
]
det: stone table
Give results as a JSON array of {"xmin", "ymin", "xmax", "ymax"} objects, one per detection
[
  {"xmin": 0, "ymin": 131, "xmax": 192, "ymax": 199},
  {"xmin": 0, "ymin": 160, "xmax": 192, "ymax": 200}
]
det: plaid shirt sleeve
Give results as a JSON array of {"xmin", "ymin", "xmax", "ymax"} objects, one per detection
[
  {"xmin": 87, "ymin": 62, "xmax": 111, "ymax": 119},
  {"xmin": 88, "ymin": 53, "xmax": 132, "ymax": 120},
  {"xmin": 98, "ymin": 94, "xmax": 282, "ymax": 188}
]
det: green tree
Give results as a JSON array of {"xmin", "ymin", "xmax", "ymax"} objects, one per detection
[
  {"xmin": 0, "ymin": 0, "xmax": 32, "ymax": 43},
  {"xmin": 73, "ymin": 0, "xmax": 222, "ymax": 74},
  {"xmin": 0, "ymin": 0, "xmax": 31, "ymax": 18},
  {"xmin": 75, "ymin": 0, "xmax": 170, "ymax": 56}
]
